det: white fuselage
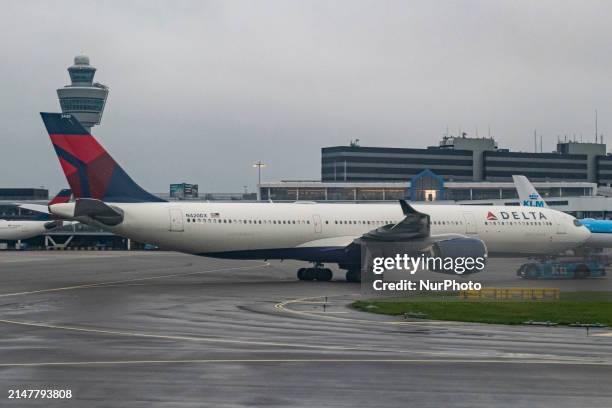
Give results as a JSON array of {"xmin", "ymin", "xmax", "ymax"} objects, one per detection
[
  {"xmin": 50, "ymin": 202, "xmax": 591, "ymax": 258},
  {"xmin": 0, "ymin": 220, "xmax": 49, "ymax": 241}
]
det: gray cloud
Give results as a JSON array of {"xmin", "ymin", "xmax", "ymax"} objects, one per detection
[{"xmin": 1, "ymin": 0, "xmax": 612, "ymax": 194}]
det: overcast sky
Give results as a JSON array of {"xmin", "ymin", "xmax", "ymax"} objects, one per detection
[{"xmin": 1, "ymin": 0, "xmax": 612, "ymax": 194}]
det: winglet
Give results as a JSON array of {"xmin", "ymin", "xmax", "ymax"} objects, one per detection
[
  {"xmin": 48, "ymin": 189, "xmax": 72, "ymax": 206},
  {"xmin": 399, "ymin": 199, "xmax": 418, "ymax": 215}
]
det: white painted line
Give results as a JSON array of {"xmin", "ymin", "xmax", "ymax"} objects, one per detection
[
  {"xmin": 275, "ymin": 296, "xmax": 438, "ymax": 325},
  {"xmin": 1, "ymin": 358, "xmax": 611, "ymax": 368},
  {"xmin": 0, "ymin": 262, "xmax": 271, "ymax": 298},
  {"xmin": 0, "ymin": 318, "xmax": 360, "ymax": 351}
]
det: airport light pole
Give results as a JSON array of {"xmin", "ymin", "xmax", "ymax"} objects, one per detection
[{"xmin": 253, "ymin": 161, "xmax": 267, "ymax": 201}]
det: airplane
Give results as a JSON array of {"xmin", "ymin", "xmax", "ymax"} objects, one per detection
[
  {"xmin": 40, "ymin": 112, "xmax": 591, "ymax": 282},
  {"xmin": 0, "ymin": 189, "xmax": 72, "ymax": 242},
  {"xmin": 513, "ymin": 174, "xmax": 612, "ymax": 248}
]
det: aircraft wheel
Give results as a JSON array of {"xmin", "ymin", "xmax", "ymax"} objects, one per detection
[
  {"xmin": 345, "ymin": 269, "xmax": 361, "ymax": 283},
  {"xmin": 304, "ymin": 268, "xmax": 318, "ymax": 281},
  {"xmin": 297, "ymin": 268, "xmax": 307, "ymax": 280},
  {"xmin": 316, "ymin": 268, "xmax": 333, "ymax": 281}
]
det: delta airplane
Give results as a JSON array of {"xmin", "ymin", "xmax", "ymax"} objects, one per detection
[
  {"xmin": 40, "ymin": 113, "xmax": 591, "ymax": 282},
  {"xmin": 0, "ymin": 189, "xmax": 72, "ymax": 241},
  {"xmin": 513, "ymin": 174, "xmax": 612, "ymax": 248}
]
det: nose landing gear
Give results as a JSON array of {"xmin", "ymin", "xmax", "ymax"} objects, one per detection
[{"xmin": 297, "ymin": 263, "xmax": 333, "ymax": 281}]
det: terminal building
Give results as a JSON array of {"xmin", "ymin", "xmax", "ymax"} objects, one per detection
[
  {"xmin": 261, "ymin": 135, "xmax": 612, "ymax": 219},
  {"xmin": 322, "ymin": 136, "xmax": 610, "ymax": 184}
]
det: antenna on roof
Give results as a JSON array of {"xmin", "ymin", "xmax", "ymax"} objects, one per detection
[
  {"xmin": 595, "ymin": 109, "xmax": 597, "ymax": 143},
  {"xmin": 540, "ymin": 133, "xmax": 543, "ymax": 152}
]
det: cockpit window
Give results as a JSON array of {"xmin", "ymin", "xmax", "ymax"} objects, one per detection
[{"xmin": 573, "ymin": 219, "xmax": 582, "ymax": 227}]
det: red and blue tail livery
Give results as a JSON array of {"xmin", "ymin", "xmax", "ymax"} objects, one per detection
[
  {"xmin": 40, "ymin": 113, "xmax": 165, "ymax": 203},
  {"xmin": 48, "ymin": 188, "xmax": 72, "ymax": 206}
]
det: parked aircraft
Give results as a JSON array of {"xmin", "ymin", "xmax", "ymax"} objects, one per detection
[
  {"xmin": 40, "ymin": 113, "xmax": 590, "ymax": 281},
  {"xmin": 513, "ymin": 174, "xmax": 612, "ymax": 249},
  {"xmin": 0, "ymin": 189, "xmax": 71, "ymax": 242}
]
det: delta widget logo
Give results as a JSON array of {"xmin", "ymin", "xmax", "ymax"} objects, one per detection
[{"xmin": 486, "ymin": 211, "xmax": 498, "ymax": 221}]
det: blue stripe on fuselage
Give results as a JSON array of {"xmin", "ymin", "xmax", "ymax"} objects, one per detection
[{"xmin": 200, "ymin": 247, "xmax": 355, "ymax": 263}]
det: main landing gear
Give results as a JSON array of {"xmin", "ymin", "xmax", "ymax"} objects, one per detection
[
  {"xmin": 297, "ymin": 263, "xmax": 333, "ymax": 281},
  {"xmin": 345, "ymin": 269, "xmax": 361, "ymax": 283}
]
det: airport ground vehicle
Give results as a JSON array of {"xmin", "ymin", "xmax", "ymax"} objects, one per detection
[{"xmin": 517, "ymin": 259, "xmax": 607, "ymax": 279}]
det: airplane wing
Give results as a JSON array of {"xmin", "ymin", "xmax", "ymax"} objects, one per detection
[
  {"xmin": 18, "ymin": 203, "xmax": 50, "ymax": 214},
  {"xmin": 356, "ymin": 200, "xmax": 487, "ymax": 274}
]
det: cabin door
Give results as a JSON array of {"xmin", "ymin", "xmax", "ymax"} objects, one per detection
[
  {"xmin": 169, "ymin": 208, "xmax": 184, "ymax": 232},
  {"xmin": 553, "ymin": 213, "xmax": 566, "ymax": 234},
  {"xmin": 463, "ymin": 212, "xmax": 477, "ymax": 234},
  {"xmin": 312, "ymin": 214, "xmax": 322, "ymax": 233}
]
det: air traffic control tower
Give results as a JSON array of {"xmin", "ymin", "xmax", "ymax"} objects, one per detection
[{"xmin": 57, "ymin": 55, "xmax": 108, "ymax": 132}]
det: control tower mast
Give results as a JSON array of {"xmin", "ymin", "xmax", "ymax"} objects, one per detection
[{"xmin": 56, "ymin": 55, "xmax": 108, "ymax": 132}]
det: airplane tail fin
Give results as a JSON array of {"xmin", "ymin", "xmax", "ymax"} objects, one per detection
[
  {"xmin": 512, "ymin": 175, "xmax": 548, "ymax": 208},
  {"xmin": 48, "ymin": 189, "xmax": 72, "ymax": 206},
  {"xmin": 40, "ymin": 113, "xmax": 165, "ymax": 203}
]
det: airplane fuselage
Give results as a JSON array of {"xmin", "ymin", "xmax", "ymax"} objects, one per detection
[
  {"xmin": 0, "ymin": 220, "xmax": 49, "ymax": 241},
  {"xmin": 51, "ymin": 202, "xmax": 590, "ymax": 263}
]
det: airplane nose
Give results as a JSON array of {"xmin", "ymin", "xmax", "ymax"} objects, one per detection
[{"xmin": 580, "ymin": 225, "xmax": 592, "ymax": 243}]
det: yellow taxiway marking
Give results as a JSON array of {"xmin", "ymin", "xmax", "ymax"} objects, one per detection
[
  {"xmin": 1, "ymin": 358, "xmax": 611, "ymax": 368},
  {"xmin": 593, "ymin": 332, "xmax": 612, "ymax": 337},
  {"xmin": 0, "ymin": 262, "xmax": 271, "ymax": 298}
]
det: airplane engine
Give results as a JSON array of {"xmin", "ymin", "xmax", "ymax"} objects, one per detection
[{"xmin": 429, "ymin": 237, "xmax": 487, "ymax": 274}]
